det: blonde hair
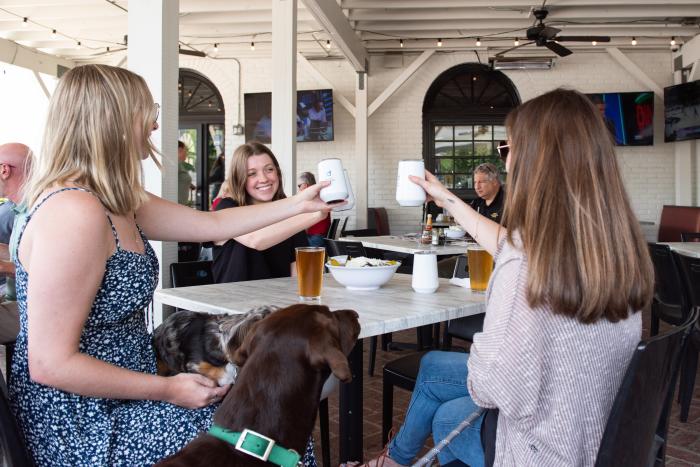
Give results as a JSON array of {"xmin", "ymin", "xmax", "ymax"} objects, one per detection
[
  {"xmin": 502, "ymin": 88, "xmax": 653, "ymax": 323},
  {"xmin": 225, "ymin": 141, "xmax": 286, "ymax": 206},
  {"xmin": 24, "ymin": 64, "xmax": 159, "ymax": 215}
]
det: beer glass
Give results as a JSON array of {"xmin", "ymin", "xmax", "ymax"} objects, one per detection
[
  {"xmin": 295, "ymin": 246, "xmax": 326, "ymax": 301},
  {"xmin": 467, "ymin": 244, "xmax": 493, "ymax": 293}
]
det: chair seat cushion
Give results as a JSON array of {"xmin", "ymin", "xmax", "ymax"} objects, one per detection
[
  {"xmin": 448, "ymin": 313, "xmax": 486, "ymax": 342},
  {"xmin": 383, "ymin": 351, "xmax": 429, "ymax": 384}
]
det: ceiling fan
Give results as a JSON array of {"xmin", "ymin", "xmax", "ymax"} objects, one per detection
[{"xmin": 496, "ymin": 8, "xmax": 611, "ymax": 58}]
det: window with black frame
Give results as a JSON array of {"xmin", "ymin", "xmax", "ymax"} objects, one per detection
[{"xmin": 423, "ymin": 63, "xmax": 520, "ymax": 200}]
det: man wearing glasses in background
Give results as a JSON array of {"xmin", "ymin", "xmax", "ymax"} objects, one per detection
[{"xmin": 469, "ymin": 161, "xmax": 505, "ymax": 225}]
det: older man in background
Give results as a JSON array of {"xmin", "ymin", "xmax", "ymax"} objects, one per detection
[
  {"xmin": 0, "ymin": 142, "xmax": 31, "ymax": 345},
  {"xmin": 469, "ymin": 162, "xmax": 505, "ymax": 225}
]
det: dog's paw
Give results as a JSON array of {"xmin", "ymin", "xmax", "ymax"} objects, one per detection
[{"xmin": 217, "ymin": 363, "xmax": 239, "ymax": 386}]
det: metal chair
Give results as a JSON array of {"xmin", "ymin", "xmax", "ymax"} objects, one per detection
[
  {"xmin": 326, "ymin": 218, "xmax": 340, "ymax": 240},
  {"xmin": 0, "ymin": 371, "xmax": 34, "ymax": 466},
  {"xmin": 594, "ymin": 310, "xmax": 697, "ymax": 467},
  {"xmin": 674, "ymin": 253, "xmax": 700, "ymax": 422},
  {"xmin": 381, "ymin": 351, "xmax": 429, "ymax": 445},
  {"xmin": 681, "ymin": 232, "xmax": 700, "ymax": 242},
  {"xmin": 648, "ymin": 243, "xmax": 692, "ymax": 336},
  {"xmin": 442, "ymin": 255, "xmax": 485, "ymax": 350}
]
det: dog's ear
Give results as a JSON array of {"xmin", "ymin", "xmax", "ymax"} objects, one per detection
[
  {"xmin": 232, "ymin": 320, "xmax": 261, "ymax": 367},
  {"xmin": 332, "ymin": 309, "xmax": 361, "ymax": 355},
  {"xmin": 309, "ymin": 344, "xmax": 353, "ymax": 383}
]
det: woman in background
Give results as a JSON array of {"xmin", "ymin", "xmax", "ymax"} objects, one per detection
[
  {"xmin": 358, "ymin": 88, "xmax": 653, "ymax": 467},
  {"xmin": 12, "ymin": 64, "xmax": 332, "ymax": 466},
  {"xmin": 210, "ymin": 142, "xmax": 327, "ymax": 283},
  {"xmin": 297, "ymin": 171, "xmax": 331, "ymax": 247}
]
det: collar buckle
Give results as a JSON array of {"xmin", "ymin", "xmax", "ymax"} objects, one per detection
[{"xmin": 235, "ymin": 428, "xmax": 275, "ymax": 462}]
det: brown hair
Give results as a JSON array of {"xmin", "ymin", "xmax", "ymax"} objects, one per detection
[
  {"xmin": 225, "ymin": 141, "xmax": 286, "ymax": 206},
  {"xmin": 502, "ymin": 88, "xmax": 653, "ymax": 323}
]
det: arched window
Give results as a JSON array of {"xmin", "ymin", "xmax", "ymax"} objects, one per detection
[
  {"xmin": 422, "ymin": 63, "xmax": 520, "ymax": 199},
  {"xmin": 179, "ymin": 69, "xmax": 225, "ymax": 117}
]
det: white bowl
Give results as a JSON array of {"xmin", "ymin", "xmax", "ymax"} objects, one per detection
[
  {"xmin": 445, "ymin": 228, "xmax": 466, "ymax": 239},
  {"xmin": 326, "ymin": 258, "xmax": 400, "ymax": 290}
]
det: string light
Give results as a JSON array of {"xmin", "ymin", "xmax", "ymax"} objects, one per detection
[
  {"xmin": 592, "ymin": 40, "xmax": 597, "ymax": 46},
  {"xmin": 631, "ymin": 37, "xmax": 637, "ymax": 46},
  {"xmin": 670, "ymin": 36, "xmax": 676, "ymax": 46},
  {"xmin": 213, "ymin": 43, "xmax": 219, "ymax": 53},
  {"xmin": 22, "ymin": 17, "xmax": 28, "ymax": 27},
  {"xmin": 476, "ymin": 37, "xmax": 481, "ymax": 47},
  {"xmin": 437, "ymin": 38, "xmax": 442, "ymax": 47},
  {"xmin": 325, "ymin": 39, "xmax": 331, "ymax": 49},
  {"xmin": 250, "ymin": 41, "xmax": 255, "ymax": 51},
  {"xmin": 106, "ymin": 46, "xmax": 110, "ymax": 52},
  {"xmin": 51, "ymin": 29, "xmax": 57, "ymax": 39},
  {"xmin": 399, "ymin": 39, "xmax": 404, "ymax": 48},
  {"xmin": 76, "ymin": 41, "xmax": 82, "ymax": 49},
  {"xmin": 514, "ymin": 37, "xmax": 519, "ymax": 46}
]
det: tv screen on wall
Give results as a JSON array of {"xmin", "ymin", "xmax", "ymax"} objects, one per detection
[
  {"xmin": 244, "ymin": 89, "xmax": 334, "ymax": 143},
  {"xmin": 664, "ymin": 80, "xmax": 700, "ymax": 142},
  {"xmin": 586, "ymin": 92, "xmax": 654, "ymax": 146}
]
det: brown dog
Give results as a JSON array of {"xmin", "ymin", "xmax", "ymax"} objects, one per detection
[{"xmin": 156, "ymin": 303, "xmax": 361, "ymax": 467}]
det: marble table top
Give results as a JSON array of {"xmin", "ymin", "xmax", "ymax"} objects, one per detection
[
  {"xmin": 154, "ymin": 274, "xmax": 486, "ymax": 339},
  {"xmin": 338, "ymin": 235, "xmax": 470, "ymax": 256},
  {"xmin": 661, "ymin": 242, "xmax": 700, "ymax": 258}
]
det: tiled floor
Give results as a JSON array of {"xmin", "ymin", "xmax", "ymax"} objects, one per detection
[
  {"xmin": 312, "ymin": 310, "xmax": 700, "ymax": 466},
  {"xmin": 2, "ymin": 308, "xmax": 698, "ymax": 466}
]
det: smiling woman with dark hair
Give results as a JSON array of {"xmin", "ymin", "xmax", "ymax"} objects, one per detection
[{"xmin": 360, "ymin": 88, "xmax": 654, "ymax": 467}]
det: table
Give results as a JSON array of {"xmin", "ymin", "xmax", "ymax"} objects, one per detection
[
  {"xmin": 661, "ymin": 242, "xmax": 700, "ymax": 258},
  {"xmin": 155, "ymin": 273, "xmax": 485, "ymax": 462},
  {"xmin": 339, "ymin": 235, "xmax": 471, "ymax": 256}
]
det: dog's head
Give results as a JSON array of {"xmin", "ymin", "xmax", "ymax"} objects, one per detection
[{"xmin": 233, "ymin": 304, "xmax": 360, "ymax": 383}]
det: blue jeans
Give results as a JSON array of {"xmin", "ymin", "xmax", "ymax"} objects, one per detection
[
  {"xmin": 307, "ymin": 234, "xmax": 325, "ymax": 247},
  {"xmin": 387, "ymin": 351, "xmax": 485, "ymax": 466}
]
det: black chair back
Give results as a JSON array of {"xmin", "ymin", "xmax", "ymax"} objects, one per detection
[
  {"xmin": 648, "ymin": 243, "xmax": 691, "ymax": 326},
  {"xmin": 339, "ymin": 217, "xmax": 349, "ymax": 236},
  {"xmin": 340, "ymin": 228, "xmax": 378, "ymax": 238},
  {"xmin": 169, "ymin": 261, "xmax": 214, "ymax": 288},
  {"xmin": 680, "ymin": 232, "xmax": 700, "ymax": 242},
  {"xmin": 326, "ymin": 218, "xmax": 340, "ymax": 240},
  {"xmin": 325, "ymin": 239, "xmax": 367, "ymax": 258},
  {"xmin": 0, "ymin": 372, "xmax": 34, "ymax": 467},
  {"xmin": 675, "ymin": 253, "xmax": 700, "ymax": 311},
  {"xmin": 594, "ymin": 310, "xmax": 697, "ymax": 467},
  {"xmin": 177, "ymin": 242, "xmax": 201, "ymax": 262}
]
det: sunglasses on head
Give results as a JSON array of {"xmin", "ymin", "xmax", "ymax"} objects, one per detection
[{"xmin": 497, "ymin": 141, "xmax": 509, "ymax": 161}]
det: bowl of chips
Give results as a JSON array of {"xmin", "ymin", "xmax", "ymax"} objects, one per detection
[{"xmin": 326, "ymin": 256, "xmax": 401, "ymax": 290}]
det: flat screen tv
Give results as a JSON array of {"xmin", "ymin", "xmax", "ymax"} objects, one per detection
[
  {"xmin": 244, "ymin": 89, "xmax": 334, "ymax": 143},
  {"xmin": 664, "ymin": 80, "xmax": 700, "ymax": 142},
  {"xmin": 586, "ymin": 92, "xmax": 654, "ymax": 146}
]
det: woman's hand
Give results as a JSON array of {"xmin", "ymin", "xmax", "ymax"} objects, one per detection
[
  {"xmin": 409, "ymin": 171, "xmax": 453, "ymax": 209},
  {"xmin": 292, "ymin": 181, "xmax": 344, "ymax": 214},
  {"xmin": 165, "ymin": 373, "xmax": 231, "ymax": 409}
]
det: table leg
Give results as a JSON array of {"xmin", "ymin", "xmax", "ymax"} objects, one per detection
[{"xmin": 339, "ymin": 339, "xmax": 364, "ymax": 463}]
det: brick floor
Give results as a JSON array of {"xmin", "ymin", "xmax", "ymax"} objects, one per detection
[{"xmin": 2, "ymin": 307, "xmax": 698, "ymax": 466}]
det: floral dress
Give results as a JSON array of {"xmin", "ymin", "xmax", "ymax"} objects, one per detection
[{"xmin": 9, "ymin": 188, "xmax": 317, "ymax": 466}]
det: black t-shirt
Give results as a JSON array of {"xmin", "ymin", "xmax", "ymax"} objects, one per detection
[
  {"xmin": 210, "ymin": 198, "xmax": 309, "ymax": 283},
  {"xmin": 469, "ymin": 186, "xmax": 505, "ymax": 225}
]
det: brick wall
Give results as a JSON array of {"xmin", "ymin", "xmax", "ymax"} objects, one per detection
[{"xmin": 181, "ymin": 50, "xmax": 676, "ymax": 234}]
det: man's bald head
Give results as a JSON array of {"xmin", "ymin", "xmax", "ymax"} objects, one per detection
[{"xmin": 0, "ymin": 143, "xmax": 32, "ymax": 204}]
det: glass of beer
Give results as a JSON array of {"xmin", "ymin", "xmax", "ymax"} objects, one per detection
[
  {"xmin": 467, "ymin": 244, "xmax": 494, "ymax": 293},
  {"xmin": 295, "ymin": 247, "xmax": 326, "ymax": 301}
]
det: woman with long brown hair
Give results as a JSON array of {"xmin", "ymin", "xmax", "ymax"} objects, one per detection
[
  {"xmin": 359, "ymin": 88, "xmax": 653, "ymax": 467},
  {"xmin": 210, "ymin": 141, "xmax": 327, "ymax": 283}
]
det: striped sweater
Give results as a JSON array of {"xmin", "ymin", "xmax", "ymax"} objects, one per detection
[{"xmin": 467, "ymin": 235, "xmax": 641, "ymax": 466}]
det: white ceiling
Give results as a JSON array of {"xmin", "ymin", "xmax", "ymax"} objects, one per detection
[{"xmin": 0, "ymin": 0, "xmax": 698, "ymax": 64}]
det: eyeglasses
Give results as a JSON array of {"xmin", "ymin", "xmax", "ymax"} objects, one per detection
[
  {"xmin": 496, "ymin": 141, "xmax": 510, "ymax": 160},
  {"xmin": 153, "ymin": 103, "xmax": 160, "ymax": 123}
]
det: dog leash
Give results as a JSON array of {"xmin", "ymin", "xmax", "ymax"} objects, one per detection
[
  {"xmin": 208, "ymin": 425, "xmax": 302, "ymax": 467},
  {"xmin": 411, "ymin": 408, "xmax": 485, "ymax": 467}
]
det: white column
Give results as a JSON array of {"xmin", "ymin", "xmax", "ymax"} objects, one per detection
[
  {"xmin": 355, "ymin": 72, "xmax": 368, "ymax": 228},
  {"xmin": 271, "ymin": 0, "xmax": 297, "ymax": 195},
  {"xmin": 128, "ymin": 0, "xmax": 179, "ymax": 326}
]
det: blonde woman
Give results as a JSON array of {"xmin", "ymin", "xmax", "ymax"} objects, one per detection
[
  {"xmin": 10, "ymin": 64, "xmax": 331, "ymax": 466},
  {"xmin": 359, "ymin": 89, "xmax": 653, "ymax": 467}
]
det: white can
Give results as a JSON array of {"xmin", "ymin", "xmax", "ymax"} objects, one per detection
[
  {"xmin": 317, "ymin": 158, "xmax": 349, "ymax": 204},
  {"xmin": 333, "ymin": 169, "xmax": 355, "ymax": 212},
  {"xmin": 396, "ymin": 159, "xmax": 426, "ymax": 207}
]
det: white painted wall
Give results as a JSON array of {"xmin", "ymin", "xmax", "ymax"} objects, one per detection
[{"xmin": 181, "ymin": 49, "xmax": 679, "ymax": 235}]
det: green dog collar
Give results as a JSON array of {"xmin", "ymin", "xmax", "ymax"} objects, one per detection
[{"xmin": 208, "ymin": 425, "xmax": 301, "ymax": 467}]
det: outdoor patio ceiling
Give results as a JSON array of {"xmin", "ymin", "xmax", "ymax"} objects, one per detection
[{"xmin": 0, "ymin": 0, "xmax": 698, "ymax": 65}]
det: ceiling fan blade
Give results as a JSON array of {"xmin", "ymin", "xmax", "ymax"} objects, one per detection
[
  {"xmin": 545, "ymin": 41, "xmax": 573, "ymax": 57},
  {"xmin": 556, "ymin": 35, "xmax": 611, "ymax": 42},
  {"xmin": 540, "ymin": 25, "xmax": 561, "ymax": 40},
  {"xmin": 496, "ymin": 41, "xmax": 535, "ymax": 57}
]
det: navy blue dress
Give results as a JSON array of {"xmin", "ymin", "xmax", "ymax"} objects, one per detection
[{"xmin": 9, "ymin": 188, "xmax": 217, "ymax": 466}]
